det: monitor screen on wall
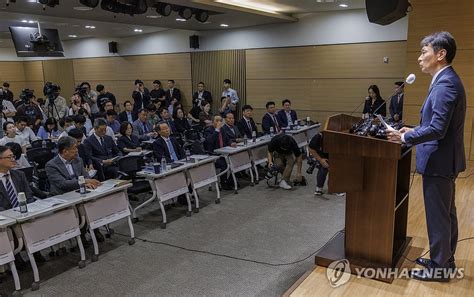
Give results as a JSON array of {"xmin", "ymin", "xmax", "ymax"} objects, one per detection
[{"xmin": 9, "ymin": 26, "xmax": 64, "ymax": 57}]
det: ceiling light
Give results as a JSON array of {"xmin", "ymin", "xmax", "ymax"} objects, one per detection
[
  {"xmin": 73, "ymin": 6, "xmax": 94, "ymax": 11},
  {"xmin": 178, "ymin": 7, "xmax": 193, "ymax": 20},
  {"xmin": 134, "ymin": 28, "xmax": 143, "ymax": 32},
  {"xmin": 215, "ymin": 0, "xmax": 281, "ymax": 14},
  {"xmin": 195, "ymin": 10, "xmax": 209, "ymax": 23},
  {"xmin": 68, "ymin": 35, "xmax": 78, "ymax": 38},
  {"xmin": 79, "ymin": 0, "xmax": 99, "ymax": 8},
  {"xmin": 339, "ymin": 4, "xmax": 349, "ymax": 8},
  {"xmin": 220, "ymin": 24, "xmax": 229, "ymax": 27},
  {"xmin": 21, "ymin": 20, "xmax": 28, "ymax": 23},
  {"xmin": 176, "ymin": 18, "xmax": 186, "ymax": 22},
  {"xmin": 28, "ymin": 20, "xmax": 36, "ymax": 24},
  {"xmin": 146, "ymin": 15, "xmax": 161, "ymax": 18},
  {"xmin": 85, "ymin": 25, "xmax": 96, "ymax": 29}
]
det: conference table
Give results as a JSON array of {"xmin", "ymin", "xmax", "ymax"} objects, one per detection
[
  {"xmin": 0, "ymin": 214, "xmax": 21, "ymax": 293},
  {"xmin": 134, "ymin": 155, "xmax": 220, "ymax": 229}
]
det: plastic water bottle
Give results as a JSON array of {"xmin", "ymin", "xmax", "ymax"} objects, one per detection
[
  {"xmin": 269, "ymin": 127, "xmax": 274, "ymax": 137},
  {"xmin": 306, "ymin": 116, "xmax": 311, "ymax": 125},
  {"xmin": 18, "ymin": 192, "xmax": 28, "ymax": 213},
  {"xmin": 185, "ymin": 149, "xmax": 191, "ymax": 161},
  {"xmin": 243, "ymin": 134, "xmax": 248, "ymax": 145},
  {"xmin": 252, "ymin": 131, "xmax": 257, "ymax": 143},
  {"xmin": 161, "ymin": 157, "xmax": 167, "ymax": 172},
  {"xmin": 42, "ymin": 140, "xmax": 47, "ymax": 148},
  {"xmin": 295, "ymin": 120, "xmax": 300, "ymax": 130},
  {"xmin": 78, "ymin": 176, "xmax": 86, "ymax": 196}
]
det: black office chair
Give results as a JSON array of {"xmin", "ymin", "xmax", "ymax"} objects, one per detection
[
  {"xmin": 26, "ymin": 148, "xmax": 55, "ymax": 191},
  {"xmin": 30, "ymin": 139, "xmax": 56, "ymax": 150},
  {"xmin": 117, "ymin": 155, "xmax": 150, "ymax": 197}
]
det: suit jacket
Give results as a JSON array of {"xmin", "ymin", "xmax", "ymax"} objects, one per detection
[
  {"xmin": 46, "ymin": 155, "xmax": 89, "ymax": 196},
  {"xmin": 165, "ymin": 88, "xmax": 182, "ymax": 106},
  {"xmin": 389, "ymin": 93, "xmax": 404, "ymax": 120},
  {"xmin": 0, "ymin": 170, "xmax": 34, "ymax": 211},
  {"xmin": 204, "ymin": 127, "xmax": 232, "ymax": 153},
  {"xmin": 132, "ymin": 119, "xmax": 154, "ymax": 141},
  {"xmin": 237, "ymin": 117, "xmax": 258, "ymax": 139},
  {"xmin": 363, "ymin": 98, "xmax": 387, "ymax": 117},
  {"xmin": 78, "ymin": 143, "xmax": 92, "ymax": 166},
  {"xmin": 132, "ymin": 89, "xmax": 151, "ymax": 113},
  {"xmin": 83, "ymin": 134, "xmax": 121, "ymax": 165},
  {"xmin": 276, "ymin": 110, "xmax": 298, "ymax": 128},
  {"xmin": 163, "ymin": 119, "xmax": 178, "ymax": 135},
  {"xmin": 118, "ymin": 111, "xmax": 138, "ymax": 123},
  {"xmin": 222, "ymin": 124, "xmax": 242, "ymax": 142},
  {"xmin": 192, "ymin": 90, "xmax": 213, "ymax": 106},
  {"xmin": 262, "ymin": 112, "xmax": 280, "ymax": 134},
  {"xmin": 117, "ymin": 134, "xmax": 141, "ymax": 154},
  {"xmin": 404, "ymin": 67, "xmax": 466, "ymax": 176},
  {"xmin": 153, "ymin": 137, "xmax": 185, "ymax": 162}
]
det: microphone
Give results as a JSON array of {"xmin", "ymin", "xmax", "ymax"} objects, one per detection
[
  {"xmin": 349, "ymin": 96, "xmax": 370, "ymax": 116},
  {"xmin": 372, "ymin": 73, "xmax": 416, "ymax": 116}
]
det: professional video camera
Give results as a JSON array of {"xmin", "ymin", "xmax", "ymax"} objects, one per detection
[
  {"xmin": 306, "ymin": 157, "xmax": 318, "ymax": 174},
  {"xmin": 75, "ymin": 85, "xmax": 88, "ymax": 98},
  {"xmin": 264, "ymin": 164, "xmax": 280, "ymax": 180},
  {"xmin": 43, "ymin": 82, "xmax": 60, "ymax": 104},
  {"xmin": 19, "ymin": 89, "xmax": 34, "ymax": 104}
]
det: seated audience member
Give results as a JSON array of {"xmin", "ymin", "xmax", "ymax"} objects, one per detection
[
  {"xmin": 103, "ymin": 100, "xmax": 114, "ymax": 112},
  {"xmin": 68, "ymin": 128, "xmax": 92, "ymax": 169},
  {"xmin": 69, "ymin": 91, "xmax": 91, "ymax": 116},
  {"xmin": 165, "ymin": 79, "xmax": 182, "ymax": 107},
  {"xmin": 389, "ymin": 81, "xmax": 404, "ymax": 122},
  {"xmin": 15, "ymin": 96, "xmax": 43, "ymax": 129},
  {"xmin": 237, "ymin": 104, "xmax": 259, "ymax": 139},
  {"xmin": 96, "ymin": 84, "xmax": 117, "ymax": 112},
  {"xmin": 308, "ymin": 132, "xmax": 330, "ymax": 196},
  {"xmin": 5, "ymin": 142, "xmax": 31, "ymax": 169},
  {"xmin": 173, "ymin": 107, "xmax": 191, "ymax": 134},
  {"xmin": 84, "ymin": 119, "xmax": 121, "ymax": 180},
  {"xmin": 74, "ymin": 114, "xmax": 88, "ymax": 136},
  {"xmin": 222, "ymin": 112, "xmax": 242, "ymax": 143},
  {"xmin": 46, "ymin": 136, "xmax": 101, "ymax": 196},
  {"xmin": 87, "ymin": 114, "xmax": 115, "ymax": 139},
  {"xmin": 147, "ymin": 104, "xmax": 160, "ymax": 128},
  {"xmin": 37, "ymin": 117, "xmax": 61, "ymax": 139},
  {"xmin": 276, "ymin": 99, "xmax": 298, "ymax": 129},
  {"xmin": 106, "ymin": 110, "xmax": 121, "ymax": 133},
  {"xmin": 262, "ymin": 101, "xmax": 281, "ymax": 134},
  {"xmin": 153, "ymin": 122, "xmax": 185, "ymax": 162},
  {"xmin": 160, "ymin": 108, "xmax": 178, "ymax": 134},
  {"xmin": 15, "ymin": 116, "xmax": 37, "ymax": 144},
  {"xmin": 193, "ymin": 82, "xmax": 213, "ymax": 107},
  {"xmin": 132, "ymin": 109, "xmax": 157, "ymax": 141},
  {"xmin": 2, "ymin": 82, "xmax": 14, "ymax": 102},
  {"xmin": 199, "ymin": 102, "xmax": 213, "ymax": 128},
  {"xmin": 132, "ymin": 79, "xmax": 150, "ymax": 113},
  {"xmin": 0, "ymin": 145, "xmax": 34, "ymax": 211},
  {"xmin": 0, "ymin": 90, "xmax": 17, "ymax": 125},
  {"xmin": 58, "ymin": 116, "xmax": 76, "ymax": 139},
  {"xmin": 267, "ymin": 133, "xmax": 303, "ymax": 190},
  {"xmin": 0, "ymin": 122, "xmax": 27, "ymax": 148},
  {"xmin": 362, "ymin": 84, "xmax": 386, "ymax": 118},
  {"xmin": 219, "ymin": 96, "xmax": 234, "ymax": 118},
  {"xmin": 150, "ymin": 80, "xmax": 166, "ymax": 106},
  {"xmin": 188, "ymin": 103, "xmax": 202, "ymax": 125},
  {"xmin": 117, "ymin": 122, "xmax": 142, "ymax": 154},
  {"xmin": 118, "ymin": 100, "xmax": 137, "ymax": 123}
]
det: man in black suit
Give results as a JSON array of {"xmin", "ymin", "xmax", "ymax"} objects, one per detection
[
  {"xmin": 276, "ymin": 99, "xmax": 298, "ymax": 128},
  {"xmin": 159, "ymin": 108, "xmax": 178, "ymax": 135},
  {"xmin": 68, "ymin": 128, "xmax": 93, "ymax": 170},
  {"xmin": 132, "ymin": 79, "xmax": 151, "ymax": 113},
  {"xmin": 84, "ymin": 118, "xmax": 121, "ymax": 180},
  {"xmin": 262, "ymin": 101, "xmax": 281, "ymax": 134},
  {"xmin": 165, "ymin": 80, "xmax": 182, "ymax": 107},
  {"xmin": 2, "ymin": 82, "xmax": 14, "ymax": 102},
  {"xmin": 118, "ymin": 100, "xmax": 138, "ymax": 123},
  {"xmin": 389, "ymin": 81, "xmax": 404, "ymax": 122},
  {"xmin": 192, "ymin": 82, "xmax": 212, "ymax": 107},
  {"xmin": 153, "ymin": 122, "xmax": 184, "ymax": 162},
  {"xmin": 0, "ymin": 145, "xmax": 34, "ymax": 211},
  {"xmin": 237, "ymin": 104, "xmax": 259, "ymax": 139},
  {"xmin": 222, "ymin": 112, "xmax": 242, "ymax": 143}
]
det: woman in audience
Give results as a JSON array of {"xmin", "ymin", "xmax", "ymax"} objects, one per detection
[
  {"xmin": 117, "ymin": 122, "xmax": 142, "ymax": 154},
  {"xmin": 0, "ymin": 122, "xmax": 28, "ymax": 151},
  {"xmin": 173, "ymin": 107, "xmax": 191, "ymax": 134},
  {"xmin": 188, "ymin": 104, "xmax": 202, "ymax": 125},
  {"xmin": 362, "ymin": 84, "xmax": 386, "ymax": 118},
  {"xmin": 6, "ymin": 142, "xmax": 31, "ymax": 169},
  {"xmin": 199, "ymin": 102, "xmax": 213, "ymax": 127},
  {"xmin": 69, "ymin": 92, "xmax": 91, "ymax": 116},
  {"xmin": 37, "ymin": 117, "xmax": 61, "ymax": 139}
]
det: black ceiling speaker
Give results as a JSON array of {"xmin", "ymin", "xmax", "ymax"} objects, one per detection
[
  {"xmin": 365, "ymin": 0, "xmax": 410, "ymax": 25},
  {"xmin": 38, "ymin": 0, "xmax": 58, "ymax": 7},
  {"xmin": 101, "ymin": 0, "xmax": 148, "ymax": 15},
  {"xmin": 156, "ymin": 2, "xmax": 172, "ymax": 16},
  {"xmin": 189, "ymin": 35, "xmax": 199, "ymax": 49},
  {"xmin": 195, "ymin": 10, "xmax": 209, "ymax": 23},
  {"xmin": 80, "ymin": 0, "xmax": 99, "ymax": 8},
  {"xmin": 178, "ymin": 7, "xmax": 193, "ymax": 20}
]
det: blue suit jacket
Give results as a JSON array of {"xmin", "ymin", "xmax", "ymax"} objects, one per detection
[
  {"xmin": 404, "ymin": 67, "xmax": 466, "ymax": 176},
  {"xmin": 276, "ymin": 110, "xmax": 298, "ymax": 128}
]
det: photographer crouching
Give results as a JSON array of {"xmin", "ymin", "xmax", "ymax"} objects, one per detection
[{"xmin": 267, "ymin": 133, "xmax": 303, "ymax": 190}]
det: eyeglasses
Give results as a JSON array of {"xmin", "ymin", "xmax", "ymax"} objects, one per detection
[{"xmin": 0, "ymin": 155, "xmax": 16, "ymax": 161}]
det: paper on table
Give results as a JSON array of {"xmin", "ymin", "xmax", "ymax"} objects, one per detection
[
  {"xmin": 190, "ymin": 155, "xmax": 210, "ymax": 160},
  {"xmin": 41, "ymin": 198, "xmax": 67, "ymax": 207},
  {"xmin": 0, "ymin": 215, "xmax": 6, "ymax": 220},
  {"xmin": 127, "ymin": 151, "xmax": 142, "ymax": 156},
  {"xmin": 14, "ymin": 201, "xmax": 50, "ymax": 213},
  {"xmin": 376, "ymin": 115, "xmax": 396, "ymax": 132}
]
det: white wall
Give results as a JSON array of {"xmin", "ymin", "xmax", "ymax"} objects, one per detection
[{"xmin": 0, "ymin": 9, "xmax": 408, "ymax": 61}]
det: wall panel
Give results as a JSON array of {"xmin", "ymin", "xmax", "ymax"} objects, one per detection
[{"xmin": 43, "ymin": 59, "xmax": 75, "ymax": 101}]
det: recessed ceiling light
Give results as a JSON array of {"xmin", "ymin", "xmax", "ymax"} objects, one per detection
[
  {"xmin": 85, "ymin": 25, "xmax": 96, "ymax": 29},
  {"xmin": 74, "ymin": 6, "xmax": 93, "ymax": 11},
  {"xmin": 27, "ymin": 0, "xmax": 37, "ymax": 2},
  {"xmin": 146, "ymin": 15, "xmax": 161, "ymax": 19},
  {"xmin": 220, "ymin": 24, "xmax": 229, "ymax": 27},
  {"xmin": 339, "ymin": 4, "xmax": 349, "ymax": 8},
  {"xmin": 28, "ymin": 20, "xmax": 36, "ymax": 24},
  {"xmin": 202, "ymin": 21, "xmax": 212, "ymax": 24},
  {"xmin": 68, "ymin": 34, "xmax": 77, "ymax": 38},
  {"xmin": 176, "ymin": 18, "xmax": 186, "ymax": 22},
  {"xmin": 134, "ymin": 29, "xmax": 143, "ymax": 32},
  {"xmin": 21, "ymin": 20, "xmax": 28, "ymax": 23}
]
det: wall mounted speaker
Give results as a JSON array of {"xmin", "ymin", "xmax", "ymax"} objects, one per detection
[
  {"xmin": 366, "ymin": 0, "xmax": 410, "ymax": 25},
  {"xmin": 189, "ymin": 35, "xmax": 199, "ymax": 49},
  {"xmin": 108, "ymin": 41, "xmax": 118, "ymax": 53}
]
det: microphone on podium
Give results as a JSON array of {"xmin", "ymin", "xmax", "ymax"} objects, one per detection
[{"xmin": 372, "ymin": 73, "xmax": 416, "ymax": 116}]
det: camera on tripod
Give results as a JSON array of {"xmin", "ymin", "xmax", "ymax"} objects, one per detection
[
  {"xmin": 75, "ymin": 85, "xmax": 88, "ymax": 98},
  {"xmin": 43, "ymin": 82, "xmax": 60, "ymax": 104},
  {"xmin": 19, "ymin": 89, "xmax": 34, "ymax": 104}
]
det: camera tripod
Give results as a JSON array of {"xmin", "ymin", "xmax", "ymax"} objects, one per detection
[{"xmin": 46, "ymin": 95, "xmax": 62, "ymax": 120}]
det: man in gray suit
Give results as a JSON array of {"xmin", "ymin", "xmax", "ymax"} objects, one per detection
[
  {"xmin": 0, "ymin": 145, "xmax": 34, "ymax": 211},
  {"xmin": 132, "ymin": 108, "xmax": 157, "ymax": 141},
  {"xmin": 46, "ymin": 136, "xmax": 101, "ymax": 196}
]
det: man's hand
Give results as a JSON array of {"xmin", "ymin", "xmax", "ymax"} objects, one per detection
[
  {"xmin": 386, "ymin": 129, "xmax": 402, "ymax": 142},
  {"xmin": 268, "ymin": 162, "xmax": 274, "ymax": 169},
  {"xmin": 394, "ymin": 114, "xmax": 400, "ymax": 122},
  {"xmin": 103, "ymin": 159, "xmax": 114, "ymax": 166},
  {"xmin": 147, "ymin": 132, "xmax": 158, "ymax": 138},
  {"xmin": 320, "ymin": 158, "xmax": 329, "ymax": 168},
  {"xmin": 230, "ymin": 142, "xmax": 237, "ymax": 148},
  {"xmin": 85, "ymin": 179, "xmax": 101, "ymax": 189},
  {"xmin": 399, "ymin": 127, "xmax": 414, "ymax": 134}
]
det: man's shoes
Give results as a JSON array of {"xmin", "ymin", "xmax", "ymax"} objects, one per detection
[
  {"xmin": 416, "ymin": 257, "xmax": 456, "ymax": 269},
  {"xmin": 94, "ymin": 229, "xmax": 105, "ymax": 243},
  {"xmin": 410, "ymin": 267, "xmax": 450, "ymax": 282},
  {"xmin": 279, "ymin": 180, "xmax": 292, "ymax": 190},
  {"xmin": 314, "ymin": 190, "xmax": 323, "ymax": 196}
]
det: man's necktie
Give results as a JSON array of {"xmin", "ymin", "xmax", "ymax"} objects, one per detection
[
  {"xmin": 247, "ymin": 120, "xmax": 252, "ymax": 132},
  {"xmin": 218, "ymin": 131, "xmax": 224, "ymax": 148},
  {"xmin": 272, "ymin": 115, "xmax": 280, "ymax": 132},
  {"xmin": 67, "ymin": 162, "xmax": 77, "ymax": 179},
  {"xmin": 100, "ymin": 137, "xmax": 107, "ymax": 151},
  {"xmin": 4, "ymin": 174, "xmax": 19, "ymax": 208},
  {"xmin": 166, "ymin": 139, "xmax": 178, "ymax": 162},
  {"xmin": 143, "ymin": 122, "xmax": 148, "ymax": 133}
]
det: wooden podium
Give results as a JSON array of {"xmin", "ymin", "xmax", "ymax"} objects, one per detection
[{"xmin": 314, "ymin": 114, "xmax": 412, "ymax": 283}]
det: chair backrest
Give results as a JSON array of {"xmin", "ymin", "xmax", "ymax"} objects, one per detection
[
  {"xmin": 117, "ymin": 155, "xmax": 144, "ymax": 174},
  {"xmin": 26, "ymin": 148, "xmax": 55, "ymax": 169},
  {"xmin": 14, "ymin": 166, "xmax": 34, "ymax": 183},
  {"xmin": 31, "ymin": 139, "xmax": 56, "ymax": 150},
  {"xmin": 184, "ymin": 142, "xmax": 206, "ymax": 155},
  {"xmin": 184, "ymin": 129, "xmax": 201, "ymax": 142}
]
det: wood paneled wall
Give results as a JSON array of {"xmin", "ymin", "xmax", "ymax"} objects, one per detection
[
  {"xmin": 191, "ymin": 50, "xmax": 246, "ymax": 117},
  {"xmin": 404, "ymin": 0, "xmax": 474, "ymax": 160},
  {"xmin": 0, "ymin": 61, "xmax": 44, "ymax": 97},
  {"xmin": 246, "ymin": 41, "xmax": 407, "ymax": 126},
  {"xmin": 43, "ymin": 59, "xmax": 75, "ymax": 100}
]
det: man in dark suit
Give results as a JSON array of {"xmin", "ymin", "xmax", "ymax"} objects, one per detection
[
  {"xmin": 46, "ymin": 136, "xmax": 101, "ymax": 196},
  {"xmin": 2, "ymin": 82, "xmax": 14, "ymax": 102},
  {"xmin": 389, "ymin": 81, "xmax": 404, "ymax": 122},
  {"xmin": 153, "ymin": 122, "xmax": 184, "ymax": 162},
  {"xmin": 68, "ymin": 128, "xmax": 93, "ymax": 170},
  {"xmin": 262, "ymin": 101, "xmax": 281, "ymax": 134},
  {"xmin": 237, "ymin": 104, "xmax": 259, "ymax": 139},
  {"xmin": 192, "ymin": 82, "xmax": 212, "ymax": 107},
  {"xmin": 159, "ymin": 108, "xmax": 178, "ymax": 135},
  {"xmin": 222, "ymin": 112, "xmax": 242, "ymax": 143},
  {"xmin": 84, "ymin": 118, "xmax": 122, "ymax": 180},
  {"xmin": 276, "ymin": 99, "xmax": 298, "ymax": 128},
  {"xmin": 118, "ymin": 101, "xmax": 138, "ymax": 123},
  {"xmin": 165, "ymin": 80, "xmax": 182, "ymax": 107},
  {"xmin": 388, "ymin": 32, "xmax": 466, "ymax": 282},
  {"xmin": 0, "ymin": 145, "xmax": 34, "ymax": 211},
  {"xmin": 132, "ymin": 79, "xmax": 151, "ymax": 114},
  {"xmin": 132, "ymin": 109, "xmax": 157, "ymax": 141}
]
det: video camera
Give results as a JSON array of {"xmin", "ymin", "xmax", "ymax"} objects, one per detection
[
  {"xmin": 19, "ymin": 89, "xmax": 34, "ymax": 104},
  {"xmin": 75, "ymin": 85, "xmax": 88, "ymax": 98},
  {"xmin": 306, "ymin": 157, "xmax": 318, "ymax": 174},
  {"xmin": 43, "ymin": 82, "xmax": 60, "ymax": 104},
  {"xmin": 264, "ymin": 164, "xmax": 280, "ymax": 180}
]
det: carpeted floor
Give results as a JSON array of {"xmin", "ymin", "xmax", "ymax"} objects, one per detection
[{"xmin": 0, "ymin": 170, "xmax": 345, "ymax": 297}]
